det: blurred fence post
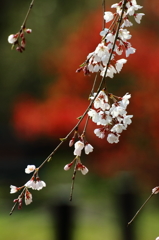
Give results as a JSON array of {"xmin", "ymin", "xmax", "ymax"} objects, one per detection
[
  {"xmin": 115, "ymin": 172, "xmax": 137, "ymax": 240},
  {"xmin": 50, "ymin": 197, "xmax": 76, "ymax": 240}
]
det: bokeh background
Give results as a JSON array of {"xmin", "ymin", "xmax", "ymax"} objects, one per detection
[{"xmin": 1, "ymin": 0, "xmax": 159, "ymax": 239}]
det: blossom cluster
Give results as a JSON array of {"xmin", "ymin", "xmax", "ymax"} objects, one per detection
[
  {"xmin": 9, "ymin": 0, "xmax": 145, "ymax": 213},
  {"xmin": 88, "ymin": 90, "xmax": 132, "ymax": 143},
  {"xmin": 8, "ymin": 28, "xmax": 32, "ymax": 52},
  {"xmin": 10, "ymin": 165, "xmax": 46, "ymax": 209},
  {"xmin": 76, "ymin": 0, "xmax": 144, "ymax": 77},
  {"xmin": 64, "ymin": 136, "xmax": 94, "ymax": 175}
]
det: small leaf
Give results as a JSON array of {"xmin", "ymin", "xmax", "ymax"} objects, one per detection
[
  {"xmin": 77, "ymin": 116, "xmax": 82, "ymax": 120},
  {"xmin": 47, "ymin": 157, "xmax": 52, "ymax": 162},
  {"xmin": 59, "ymin": 137, "xmax": 67, "ymax": 142}
]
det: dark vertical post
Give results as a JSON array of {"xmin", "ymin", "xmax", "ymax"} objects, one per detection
[
  {"xmin": 115, "ymin": 172, "xmax": 137, "ymax": 240},
  {"xmin": 50, "ymin": 197, "xmax": 76, "ymax": 240}
]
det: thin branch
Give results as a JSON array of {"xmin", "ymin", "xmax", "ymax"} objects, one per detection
[
  {"xmin": 20, "ymin": 0, "xmax": 35, "ymax": 32},
  {"xmin": 102, "ymin": 0, "xmax": 106, "ymax": 30},
  {"xmin": 128, "ymin": 192, "xmax": 154, "ymax": 225},
  {"xmin": 69, "ymin": 161, "xmax": 77, "ymax": 201}
]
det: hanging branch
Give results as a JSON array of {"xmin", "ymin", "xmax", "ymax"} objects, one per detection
[
  {"xmin": 9, "ymin": 0, "xmax": 144, "ymax": 214},
  {"xmin": 8, "ymin": 0, "xmax": 35, "ymax": 52}
]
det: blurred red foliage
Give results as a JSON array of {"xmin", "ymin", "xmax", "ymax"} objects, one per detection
[{"xmin": 12, "ymin": 6, "xmax": 159, "ymax": 186}]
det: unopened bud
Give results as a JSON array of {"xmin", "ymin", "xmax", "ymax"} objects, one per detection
[
  {"xmin": 26, "ymin": 28, "xmax": 32, "ymax": 34},
  {"xmin": 69, "ymin": 137, "xmax": 75, "ymax": 147},
  {"xmin": 152, "ymin": 186, "xmax": 159, "ymax": 194}
]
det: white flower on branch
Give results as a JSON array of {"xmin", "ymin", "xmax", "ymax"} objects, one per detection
[
  {"xmin": 76, "ymin": 162, "xmax": 89, "ymax": 175},
  {"xmin": 134, "ymin": 13, "xmax": 145, "ymax": 24},
  {"xmin": 119, "ymin": 29, "xmax": 132, "ymax": 41},
  {"xmin": 10, "ymin": 185, "xmax": 18, "ymax": 194},
  {"xmin": 126, "ymin": 3, "xmax": 143, "ymax": 16},
  {"xmin": 94, "ymin": 128, "xmax": 106, "ymax": 139},
  {"xmin": 25, "ymin": 177, "xmax": 46, "ymax": 190},
  {"xmin": 125, "ymin": 44, "xmax": 136, "ymax": 57},
  {"xmin": 116, "ymin": 59, "xmax": 127, "ymax": 73},
  {"xmin": 107, "ymin": 133, "xmax": 120, "ymax": 144},
  {"xmin": 84, "ymin": 143, "xmax": 94, "ymax": 155},
  {"xmin": 73, "ymin": 140, "xmax": 84, "ymax": 156},
  {"xmin": 122, "ymin": 18, "xmax": 133, "ymax": 27},
  {"xmin": 25, "ymin": 165, "xmax": 36, "ymax": 174},
  {"xmin": 94, "ymin": 91, "xmax": 109, "ymax": 111},
  {"xmin": 104, "ymin": 11, "xmax": 114, "ymax": 23},
  {"xmin": 111, "ymin": 123, "xmax": 126, "ymax": 134},
  {"xmin": 8, "ymin": 34, "xmax": 18, "ymax": 44},
  {"xmin": 123, "ymin": 115, "xmax": 133, "ymax": 127},
  {"xmin": 25, "ymin": 189, "xmax": 32, "ymax": 205},
  {"xmin": 88, "ymin": 90, "xmax": 133, "ymax": 143}
]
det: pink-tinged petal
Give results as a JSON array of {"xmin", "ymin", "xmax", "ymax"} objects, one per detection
[{"xmin": 152, "ymin": 186, "xmax": 159, "ymax": 194}]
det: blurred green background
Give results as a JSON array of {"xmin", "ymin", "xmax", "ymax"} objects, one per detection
[{"xmin": 1, "ymin": 0, "xmax": 159, "ymax": 239}]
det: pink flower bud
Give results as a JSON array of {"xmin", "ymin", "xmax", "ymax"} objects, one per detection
[
  {"xmin": 152, "ymin": 186, "xmax": 159, "ymax": 194},
  {"xmin": 69, "ymin": 137, "xmax": 75, "ymax": 147},
  {"xmin": 26, "ymin": 28, "xmax": 32, "ymax": 34},
  {"xmin": 64, "ymin": 162, "xmax": 73, "ymax": 171}
]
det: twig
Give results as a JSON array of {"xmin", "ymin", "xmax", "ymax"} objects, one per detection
[{"xmin": 128, "ymin": 192, "xmax": 154, "ymax": 225}]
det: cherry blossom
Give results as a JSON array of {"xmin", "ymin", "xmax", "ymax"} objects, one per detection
[
  {"xmin": 10, "ymin": 185, "xmax": 18, "ymax": 194},
  {"xmin": 104, "ymin": 11, "xmax": 114, "ymax": 23},
  {"xmin": 76, "ymin": 162, "xmax": 89, "ymax": 175},
  {"xmin": 25, "ymin": 177, "xmax": 46, "ymax": 190},
  {"xmin": 8, "ymin": 34, "xmax": 18, "ymax": 44},
  {"xmin": 73, "ymin": 140, "xmax": 84, "ymax": 156},
  {"xmin": 25, "ymin": 190, "xmax": 32, "ymax": 205},
  {"xmin": 84, "ymin": 143, "xmax": 94, "ymax": 154},
  {"xmin": 107, "ymin": 133, "xmax": 120, "ymax": 144},
  {"xmin": 134, "ymin": 13, "xmax": 145, "ymax": 24},
  {"xmin": 25, "ymin": 165, "xmax": 36, "ymax": 174}
]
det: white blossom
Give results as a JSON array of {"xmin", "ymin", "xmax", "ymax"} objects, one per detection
[
  {"xmin": 105, "ymin": 65, "xmax": 117, "ymax": 78},
  {"xmin": 10, "ymin": 185, "xmax": 18, "ymax": 194},
  {"xmin": 94, "ymin": 91, "xmax": 109, "ymax": 111},
  {"xmin": 95, "ymin": 43, "xmax": 109, "ymax": 58},
  {"xmin": 116, "ymin": 59, "xmax": 127, "ymax": 73},
  {"xmin": 94, "ymin": 128, "xmax": 106, "ymax": 139},
  {"xmin": 76, "ymin": 162, "xmax": 89, "ymax": 175},
  {"xmin": 127, "ymin": 4, "xmax": 143, "ymax": 16},
  {"xmin": 123, "ymin": 115, "xmax": 133, "ymax": 127},
  {"xmin": 106, "ymin": 33, "xmax": 115, "ymax": 43},
  {"xmin": 111, "ymin": 124, "xmax": 125, "ymax": 134},
  {"xmin": 110, "ymin": 105, "xmax": 127, "ymax": 118},
  {"xmin": 122, "ymin": 18, "xmax": 133, "ymax": 27},
  {"xmin": 119, "ymin": 29, "xmax": 132, "ymax": 41},
  {"xmin": 85, "ymin": 143, "xmax": 93, "ymax": 154},
  {"xmin": 25, "ymin": 178, "xmax": 46, "ymax": 190},
  {"xmin": 100, "ymin": 28, "xmax": 109, "ymax": 37},
  {"xmin": 121, "ymin": 93, "xmax": 131, "ymax": 108},
  {"xmin": 104, "ymin": 11, "xmax": 114, "ymax": 23},
  {"xmin": 126, "ymin": 46, "xmax": 136, "ymax": 57},
  {"xmin": 74, "ymin": 140, "xmax": 84, "ymax": 156},
  {"xmin": 36, "ymin": 179, "xmax": 46, "ymax": 190},
  {"xmin": 25, "ymin": 165, "xmax": 36, "ymax": 174},
  {"xmin": 8, "ymin": 34, "xmax": 18, "ymax": 44},
  {"xmin": 134, "ymin": 13, "xmax": 145, "ymax": 24},
  {"xmin": 25, "ymin": 190, "xmax": 32, "ymax": 205},
  {"xmin": 107, "ymin": 133, "xmax": 120, "ymax": 144},
  {"xmin": 88, "ymin": 109, "xmax": 100, "ymax": 124}
]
